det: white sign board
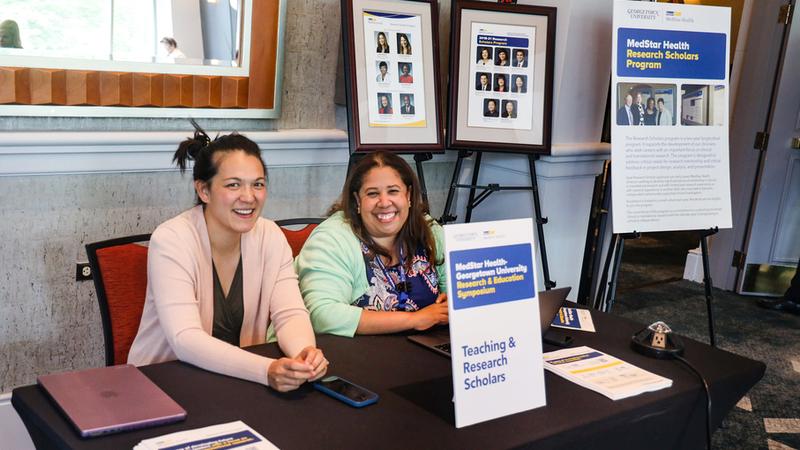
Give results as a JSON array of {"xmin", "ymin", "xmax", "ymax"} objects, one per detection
[
  {"xmin": 611, "ymin": 1, "xmax": 732, "ymax": 233},
  {"xmin": 444, "ymin": 218, "xmax": 545, "ymax": 428}
]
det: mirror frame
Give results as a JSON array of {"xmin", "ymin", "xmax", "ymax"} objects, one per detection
[{"xmin": 0, "ymin": 0, "xmax": 285, "ymax": 119}]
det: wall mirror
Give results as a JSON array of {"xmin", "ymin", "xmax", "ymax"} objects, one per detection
[{"xmin": 0, "ymin": 0, "xmax": 286, "ymax": 118}]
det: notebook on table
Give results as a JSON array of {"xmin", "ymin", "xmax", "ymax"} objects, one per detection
[
  {"xmin": 37, "ymin": 364, "xmax": 186, "ymax": 437},
  {"xmin": 408, "ymin": 286, "xmax": 572, "ymax": 357}
]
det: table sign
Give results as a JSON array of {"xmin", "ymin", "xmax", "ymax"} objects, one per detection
[
  {"xmin": 444, "ymin": 218, "xmax": 545, "ymax": 428},
  {"xmin": 611, "ymin": 1, "xmax": 732, "ymax": 233}
]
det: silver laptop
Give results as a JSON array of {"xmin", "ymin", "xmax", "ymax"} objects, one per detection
[
  {"xmin": 38, "ymin": 364, "xmax": 187, "ymax": 437},
  {"xmin": 408, "ymin": 286, "xmax": 572, "ymax": 357}
]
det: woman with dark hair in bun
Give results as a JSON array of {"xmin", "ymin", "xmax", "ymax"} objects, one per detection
[{"xmin": 128, "ymin": 122, "xmax": 327, "ymax": 392}]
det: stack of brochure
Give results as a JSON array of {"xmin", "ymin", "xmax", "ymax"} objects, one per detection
[
  {"xmin": 134, "ymin": 421, "xmax": 279, "ymax": 450},
  {"xmin": 543, "ymin": 346, "xmax": 672, "ymax": 400}
]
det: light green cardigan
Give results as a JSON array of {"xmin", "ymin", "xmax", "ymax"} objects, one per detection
[{"xmin": 294, "ymin": 211, "xmax": 447, "ymax": 337}]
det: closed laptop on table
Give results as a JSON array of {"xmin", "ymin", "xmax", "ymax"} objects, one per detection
[{"xmin": 37, "ymin": 364, "xmax": 186, "ymax": 437}]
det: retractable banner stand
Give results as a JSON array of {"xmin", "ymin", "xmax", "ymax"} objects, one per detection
[
  {"xmin": 611, "ymin": 1, "xmax": 732, "ymax": 233},
  {"xmin": 444, "ymin": 218, "xmax": 545, "ymax": 428}
]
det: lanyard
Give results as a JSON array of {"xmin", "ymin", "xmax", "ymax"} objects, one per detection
[{"xmin": 374, "ymin": 247, "xmax": 409, "ymax": 303}]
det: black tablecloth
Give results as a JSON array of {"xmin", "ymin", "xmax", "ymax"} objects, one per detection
[{"xmin": 12, "ymin": 310, "xmax": 764, "ymax": 450}]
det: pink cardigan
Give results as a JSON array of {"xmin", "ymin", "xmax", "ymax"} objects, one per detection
[{"xmin": 128, "ymin": 206, "xmax": 315, "ymax": 386}]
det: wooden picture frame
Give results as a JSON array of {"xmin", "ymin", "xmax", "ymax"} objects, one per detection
[
  {"xmin": 0, "ymin": 0, "xmax": 285, "ymax": 119},
  {"xmin": 448, "ymin": 1, "xmax": 556, "ymax": 154},
  {"xmin": 341, "ymin": 0, "xmax": 444, "ymax": 154}
]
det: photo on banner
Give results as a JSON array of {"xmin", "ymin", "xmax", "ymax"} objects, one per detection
[
  {"xmin": 447, "ymin": 2, "xmax": 555, "ymax": 154},
  {"xmin": 341, "ymin": 0, "xmax": 444, "ymax": 153},
  {"xmin": 610, "ymin": 1, "xmax": 733, "ymax": 233}
]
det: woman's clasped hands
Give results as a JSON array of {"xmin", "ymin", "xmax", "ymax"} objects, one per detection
[{"xmin": 267, "ymin": 346, "xmax": 328, "ymax": 392}]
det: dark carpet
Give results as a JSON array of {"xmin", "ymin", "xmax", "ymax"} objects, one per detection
[{"xmin": 610, "ymin": 231, "xmax": 800, "ymax": 450}]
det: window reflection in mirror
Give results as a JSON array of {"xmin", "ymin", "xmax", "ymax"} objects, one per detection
[{"xmin": 0, "ymin": 0, "xmax": 242, "ymax": 68}]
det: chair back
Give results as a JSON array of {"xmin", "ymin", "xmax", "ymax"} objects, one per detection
[
  {"xmin": 86, "ymin": 234, "xmax": 151, "ymax": 366},
  {"xmin": 276, "ymin": 218, "xmax": 324, "ymax": 257}
]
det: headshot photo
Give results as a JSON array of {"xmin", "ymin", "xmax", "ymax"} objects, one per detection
[
  {"xmin": 397, "ymin": 33, "xmax": 412, "ymax": 55},
  {"xmin": 511, "ymin": 75, "xmax": 527, "ymax": 93},
  {"xmin": 502, "ymin": 100, "xmax": 517, "ymax": 118},
  {"xmin": 476, "ymin": 46, "xmax": 493, "ymax": 66},
  {"xmin": 483, "ymin": 98, "xmax": 499, "ymax": 117},
  {"xmin": 494, "ymin": 74, "xmax": 508, "ymax": 92},
  {"xmin": 375, "ymin": 61, "xmax": 390, "ymax": 83},
  {"xmin": 377, "ymin": 93, "xmax": 393, "ymax": 114},
  {"xmin": 513, "ymin": 49, "xmax": 528, "ymax": 68},
  {"xmin": 400, "ymin": 94, "xmax": 415, "ymax": 115},
  {"xmin": 495, "ymin": 48, "xmax": 510, "ymax": 66},
  {"xmin": 398, "ymin": 63, "xmax": 414, "ymax": 83},
  {"xmin": 376, "ymin": 31, "xmax": 390, "ymax": 53},
  {"xmin": 475, "ymin": 72, "xmax": 491, "ymax": 91}
]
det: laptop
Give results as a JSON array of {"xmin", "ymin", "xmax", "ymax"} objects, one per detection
[
  {"xmin": 37, "ymin": 364, "xmax": 187, "ymax": 437},
  {"xmin": 408, "ymin": 286, "xmax": 572, "ymax": 357}
]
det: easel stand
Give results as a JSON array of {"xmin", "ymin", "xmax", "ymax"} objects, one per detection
[
  {"xmin": 347, "ymin": 152, "xmax": 434, "ymax": 206},
  {"xmin": 439, "ymin": 150, "xmax": 556, "ymax": 290},
  {"xmin": 591, "ymin": 224, "xmax": 720, "ymax": 347},
  {"xmin": 578, "ymin": 163, "xmax": 720, "ymax": 346}
]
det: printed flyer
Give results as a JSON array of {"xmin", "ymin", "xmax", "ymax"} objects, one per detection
[
  {"xmin": 611, "ymin": 1, "xmax": 732, "ymax": 233},
  {"xmin": 363, "ymin": 11, "xmax": 427, "ymax": 128}
]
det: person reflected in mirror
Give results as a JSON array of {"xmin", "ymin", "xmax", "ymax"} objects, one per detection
[
  {"xmin": 502, "ymin": 100, "xmax": 517, "ymax": 118},
  {"xmin": 398, "ymin": 63, "xmax": 413, "ymax": 83},
  {"xmin": 397, "ymin": 33, "xmax": 412, "ymax": 55},
  {"xmin": 0, "ymin": 20, "xmax": 22, "ymax": 48},
  {"xmin": 376, "ymin": 61, "xmax": 390, "ymax": 83},
  {"xmin": 644, "ymin": 97, "xmax": 658, "ymax": 125},
  {"xmin": 484, "ymin": 99, "xmax": 499, "ymax": 117},
  {"xmin": 476, "ymin": 47, "xmax": 493, "ymax": 66},
  {"xmin": 656, "ymin": 98, "xmax": 673, "ymax": 126},
  {"xmin": 400, "ymin": 94, "xmax": 415, "ymax": 115},
  {"xmin": 376, "ymin": 32, "xmax": 390, "ymax": 53},
  {"xmin": 160, "ymin": 37, "xmax": 186, "ymax": 59},
  {"xmin": 378, "ymin": 94, "xmax": 393, "ymax": 114},
  {"xmin": 295, "ymin": 151, "xmax": 448, "ymax": 337},
  {"xmin": 128, "ymin": 122, "xmax": 327, "ymax": 392}
]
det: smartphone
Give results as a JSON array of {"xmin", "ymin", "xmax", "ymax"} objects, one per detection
[{"xmin": 313, "ymin": 376, "xmax": 379, "ymax": 408}]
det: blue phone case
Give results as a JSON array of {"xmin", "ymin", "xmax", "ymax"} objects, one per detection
[{"xmin": 313, "ymin": 376, "xmax": 379, "ymax": 408}]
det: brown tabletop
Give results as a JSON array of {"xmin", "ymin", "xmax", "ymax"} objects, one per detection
[{"xmin": 12, "ymin": 310, "xmax": 764, "ymax": 450}]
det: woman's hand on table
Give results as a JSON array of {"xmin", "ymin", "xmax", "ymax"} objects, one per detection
[
  {"xmin": 267, "ymin": 348, "xmax": 325, "ymax": 392},
  {"xmin": 412, "ymin": 294, "xmax": 449, "ymax": 331},
  {"xmin": 295, "ymin": 346, "xmax": 329, "ymax": 381}
]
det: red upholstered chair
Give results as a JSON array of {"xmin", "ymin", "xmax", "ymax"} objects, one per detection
[
  {"xmin": 275, "ymin": 218, "xmax": 324, "ymax": 257},
  {"xmin": 85, "ymin": 234, "xmax": 151, "ymax": 366}
]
